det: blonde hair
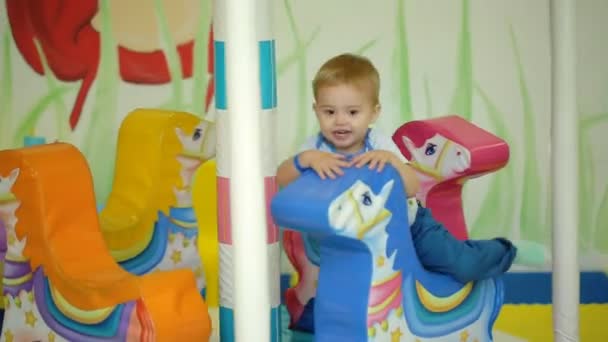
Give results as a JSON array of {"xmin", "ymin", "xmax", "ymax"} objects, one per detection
[{"xmin": 312, "ymin": 53, "xmax": 380, "ymax": 105}]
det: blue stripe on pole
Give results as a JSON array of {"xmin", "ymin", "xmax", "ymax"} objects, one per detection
[
  {"xmin": 219, "ymin": 306, "xmax": 234, "ymax": 341},
  {"xmin": 259, "ymin": 40, "xmax": 277, "ymax": 109},
  {"xmin": 215, "ymin": 41, "xmax": 227, "ymax": 110},
  {"xmin": 219, "ymin": 306, "xmax": 281, "ymax": 341},
  {"xmin": 270, "ymin": 306, "xmax": 280, "ymax": 342}
]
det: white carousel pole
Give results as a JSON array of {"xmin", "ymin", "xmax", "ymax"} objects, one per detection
[
  {"xmin": 550, "ymin": 0, "xmax": 579, "ymax": 340},
  {"xmin": 214, "ymin": 0, "xmax": 280, "ymax": 342},
  {"xmin": 214, "ymin": 0, "xmax": 273, "ymax": 340}
]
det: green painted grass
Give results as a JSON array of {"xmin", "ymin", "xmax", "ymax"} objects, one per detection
[
  {"xmin": 469, "ymin": 85, "xmax": 515, "ymax": 238},
  {"xmin": 580, "ymin": 112, "xmax": 608, "ymax": 252},
  {"xmin": 423, "ymin": 75, "xmax": 433, "ymax": 115},
  {"xmin": 510, "ymin": 26, "xmax": 546, "ymax": 245},
  {"xmin": 12, "ymin": 85, "xmax": 74, "ymax": 146},
  {"xmin": 81, "ymin": 0, "xmax": 120, "ymax": 203},
  {"xmin": 578, "ymin": 127, "xmax": 595, "ymax": 249},
  {"xmin": 154, "ymin": 0, "xmax": 184, "ymax": 110},
  {"xmin": 284, "ymin": 0, "xmax": 310, "ymax": 143},
  {"xmin": 393, "ymin": 0, "xmax": 413, "ymax": 122},
  {"xmin": 595, "ymin": 184, "xmax": 608, "ymax": 252},
  {"xmin": 1, "ymin": 24, "xmax": 13, "ymax": 149},
  {"xmin": 449, "ymin": 0, "xmax": 473, "ymax": 121},
  {"xmin": 4, "ymin": 34, "xmax": 76, "ymax": 146},
  {"xmin": 31, "ymin": 39, "xmax": 71, "ymax": 141},
  {"xmin": 192, "ymin": 0, "xmax": 212, "ymax": 117}
]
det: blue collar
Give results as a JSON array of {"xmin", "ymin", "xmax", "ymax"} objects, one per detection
[{"xmin": 315, "ymin": 129, "xmax": 373, "ymax": 159}]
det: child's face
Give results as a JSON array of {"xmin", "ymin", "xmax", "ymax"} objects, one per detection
[{"xmin": 313, "ymin": 83, "xmax": 380, "ymax": 154}]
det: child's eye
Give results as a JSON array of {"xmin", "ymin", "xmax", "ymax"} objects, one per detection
[
  {"xmin": 349, "ymin": 110, "xmax": 358, "ymax": 115},
  {"xmin": 325, "ymin": 110, "xmax": 335, "ymax": 115}
]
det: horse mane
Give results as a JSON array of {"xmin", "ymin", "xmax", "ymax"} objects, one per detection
[{"xmin": 99, "ymin": 110, "xmax": 200, "ymax": 258}]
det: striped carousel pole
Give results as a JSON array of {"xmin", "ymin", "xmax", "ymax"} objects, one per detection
[{"xmin": 213, "ymin": 0, "xmax": 280, "ymax": 340}]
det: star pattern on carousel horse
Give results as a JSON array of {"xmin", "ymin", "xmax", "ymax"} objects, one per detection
[
  {"xmin": 376, "ymin": 256, "xmax": 385, "ymax": 267},
  {"xmin": 194, "ymin": 266, "xmax": 204, "ymax": 278},
  {"xmin": 171, "ymin": 250, "xmax": 182, "ymax": 265},
  {"xmin": 4, "ymin": 329, "xmax": 13, "ymax": 342},
  {"xmin": 24, "ymin": 310, "xmax": 37, "ymax": 327},
  {"xmin": 390, "ymin": 327, "xmax": 402, "ymax": 342}
]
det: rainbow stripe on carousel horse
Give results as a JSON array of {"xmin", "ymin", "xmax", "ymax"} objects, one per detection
[
  {"xmin": 272, "ymin": 165, "xmax": 504, "ymax": 341},
  {"xmin": 30, "ymin": 268, "xmax": 150, "ymax": 341},
  {"xmin": 2, "ymin": 262, "xmax": 154, "ymax": 341},
  {"xmin": 117, "ymin": 206, "xmax": 206, "ymax": 297},
  {"xmin": 98, "ymin": 109, "xmax": 217, "ymax": 301},
  {"xmin": 0, "ymin": 142, "xmax": 211, "ymax": 342}
]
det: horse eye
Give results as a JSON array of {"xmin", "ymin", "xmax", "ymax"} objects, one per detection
[
  {"xmin": 193, "ymin": 128, "xmax": 202, "ymax": 140},
  {"xmin": 362, "ymin": 192, "xmax": 372, "ymax": 206},
  {"xmin": 425, "ymin": 143, "xmax": 437, "ymax": 156}
]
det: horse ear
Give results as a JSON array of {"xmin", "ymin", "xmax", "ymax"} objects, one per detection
[
  {"xmin": 8, "ymin": 168, "xmax": 20, "ymax": 184},
  {"xmin": 378, "ymin": 180, "xmax": 395, "ymax": 205},
  {"xmin": 401, "ymin": 136, "xmax": 419, "ymax": 161},
  {"xmin": 401, "ymin": 136, "xmax": 415, "ymax": 151}
]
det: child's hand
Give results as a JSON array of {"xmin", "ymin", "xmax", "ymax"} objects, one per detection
[
  {"xmin": 299, "ymin": 150, "xmax": 350, "ymax": 180},
  {"xmin": 351, "ymin": 150, "xmax": 400, "ymax": 172}
]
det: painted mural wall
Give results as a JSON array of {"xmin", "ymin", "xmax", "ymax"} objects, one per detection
[{"xmin": 0, "ymin": 0, "xmax": 606, "ymax": 271}]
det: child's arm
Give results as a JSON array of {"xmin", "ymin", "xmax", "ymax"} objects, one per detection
[
  {"xmin": 391, "ymin": 157, "xmax": 420, "ymax": 198},
  {"xmin": 277, "ymin": 150, "xmax": 350, "ymax": 187},
  {"xmin": 277, "ymin": 136, "xmax": 317, "ymax": 187},
  {"xmin": 410, "ymin": 206, "xmax": 517, "ymax": 284},
  {"xmin": 359, "ymin": 129, "xmax": 420, "ymax": 197},
  {"xmin": 276, "ymin": 156, "xmax": 301, "ymax": 188}
]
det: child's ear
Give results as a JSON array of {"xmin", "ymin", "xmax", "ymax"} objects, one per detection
[{"xmin": 372, "ymin": 104, "xmax": 381, "ymax": 121}]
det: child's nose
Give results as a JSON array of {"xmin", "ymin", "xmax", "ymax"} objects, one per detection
[{"xmin": 335, "ymin": 111, "xmax": 349, "ymax": 124}]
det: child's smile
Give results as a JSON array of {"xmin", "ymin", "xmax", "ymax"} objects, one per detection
[{"xmin": 332, "ymin": 129, "xmax": 352, "ymax": 141}]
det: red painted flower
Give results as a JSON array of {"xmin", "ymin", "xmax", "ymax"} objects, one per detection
[{"xmin": 6, "ymin": 0, "xmax": 214, "ymax": 129}]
